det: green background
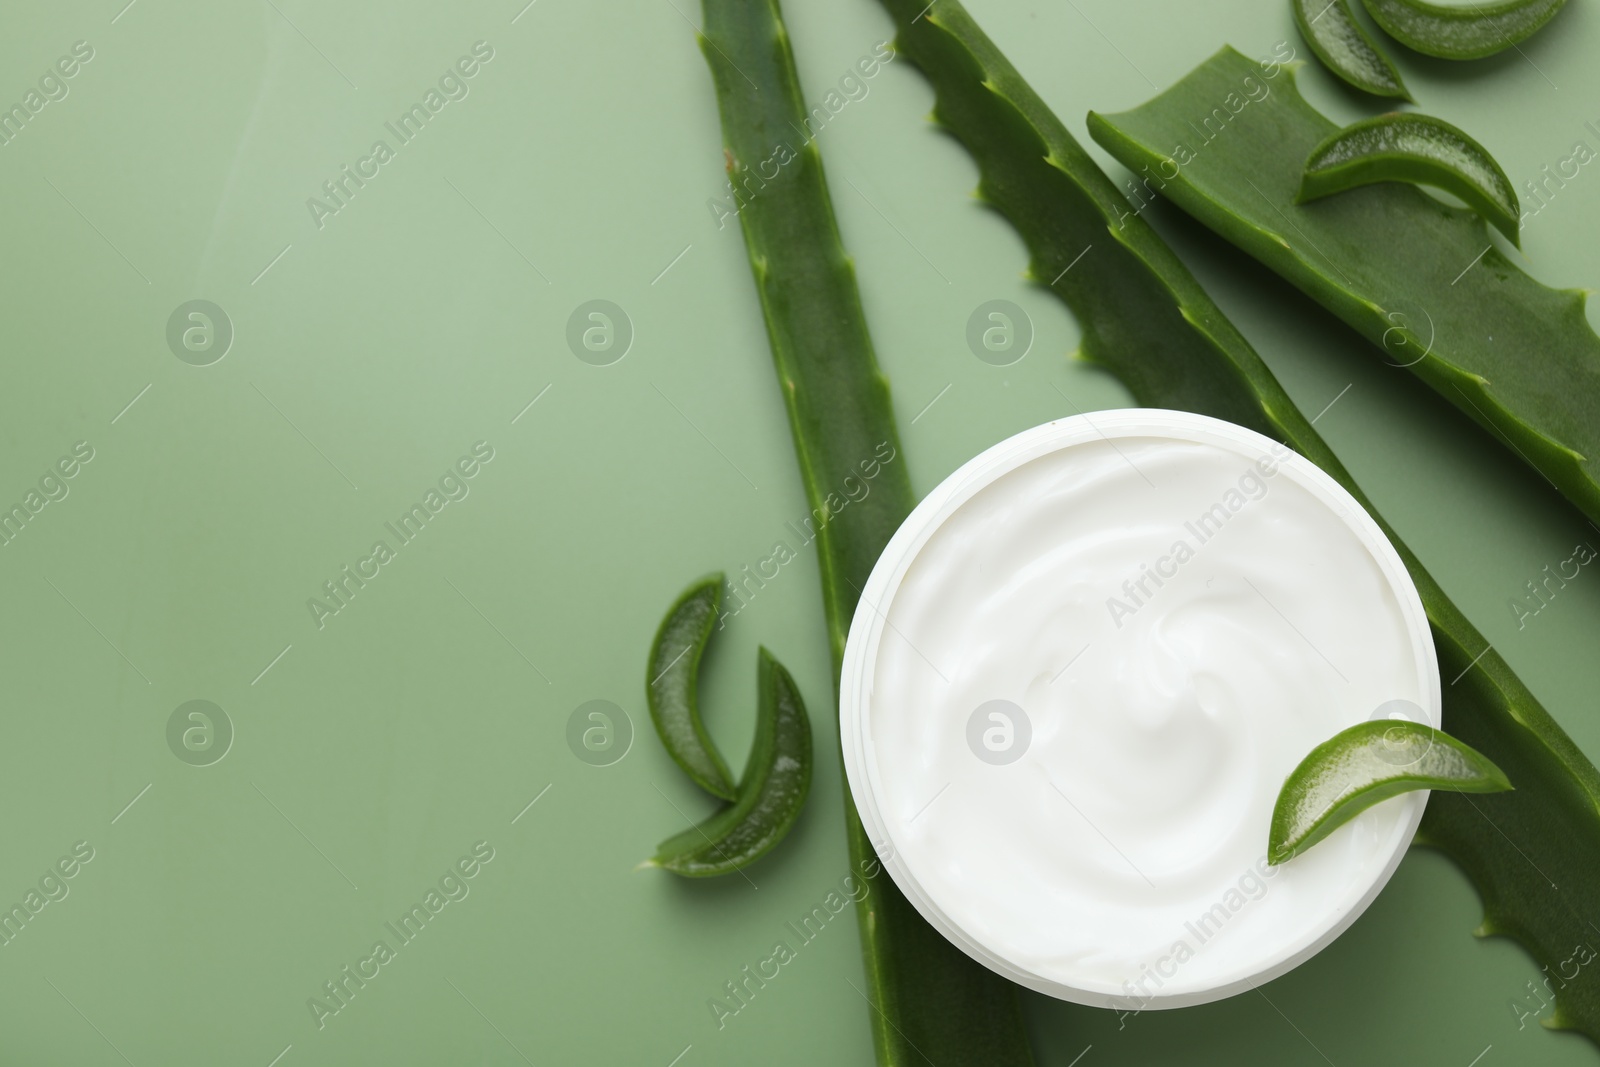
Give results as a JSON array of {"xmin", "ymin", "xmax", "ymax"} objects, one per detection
[{"xmin": 0, "ymin": 0, "xmax": 1595, "ymax": 1063}]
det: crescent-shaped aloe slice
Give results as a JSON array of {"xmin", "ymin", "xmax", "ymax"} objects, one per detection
[
  {"xmin": 1299, "ymin": 113, "xmax": 1521, "ymax": 247},
  {"xmin": 1088, "ymin": 47, "xmax": 1600, "ymax": 531},
  {"xmin": 1270, "ymin": 721, "xmax": 1512, "ymax": 865},
  {"xmin": 646, "ymin": 575, "xmax": 738, "ymax": 800},
  {"xmin": 647, "ymin": 648, "xmax": 812, "ymax": 877},
  {"xmin": 875, "ymin": 0, "xmax": 1600, "ymax": 1042},
  {"xmin": 1362, "ymin": 0, "xmax": 1569, "ymax": 60},
  {"xmin": 1293, "ymin": 0, "xmax": 1412, "ymax": 99},
  {"xmin": 700, "ymin": 0, "xmax": 1036, "ymax": 1058}
]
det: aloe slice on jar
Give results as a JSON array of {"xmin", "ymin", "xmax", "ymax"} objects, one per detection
[
  {"xmin": 647, "ymin": 648, "xmax": 812, "ymax": 877},
  {"xmin": 1298, "ymin": 112, "xmax": 1521, "ymax": 247},
  {"xmin": 1270, "ymin": 720, "xmax": 1512, "ymax": 865},
  {"xmin": 1362, "ymin": 0, "xmax": 1569, "ymax": 60},
  {"xmin": 874, "ymin": 1, "xmax": 1600, "ymax": 1043},
  {"xmin": 1293, "ymin": 0, "xmax": 1412, "ymax": 99}
]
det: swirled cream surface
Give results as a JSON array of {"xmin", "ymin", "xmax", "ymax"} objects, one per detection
[{"xmin": 841, "ymin": 412, "xmax": 1438, "ymax": 1008}]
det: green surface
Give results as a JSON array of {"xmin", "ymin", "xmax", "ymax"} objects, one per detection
[{"xmin": 1, "ymin": 1, "xmax": 1597, "ymax": 1064}]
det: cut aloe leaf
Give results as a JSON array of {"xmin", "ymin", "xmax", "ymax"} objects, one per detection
[
  {"xmin": 1362, "ymin": 0, "xmax": 1569, "ymax": 60},
  {"xmin": 1088, "ymin": 48, "xmax": 1600, "ymax": 531},
  {"xmin": 1298, "ymin": 113, "xmax": 1521, "ymax": 247},
  {"xmin": 1270, "ymin": 720, "xmax": 1512, "ymax": 864},
  {"xmin": 1293, "ymin": 0, "xmax": 1412, "ymax": 99}
]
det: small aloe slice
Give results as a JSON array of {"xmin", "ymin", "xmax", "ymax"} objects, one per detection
[
  {"xmin": 1293, "ymin": 0, "xmax": 1412, "ymax": 99},
  {"xmin": 647, "ymin": 648, "xmax": 812, "ymax": 877},
  {"xmin": 646, "ymin": 575, "xmax": 737, "ymax": 800},
  {"xmin": 1270, "ymin": 720, "xmax": 1512, "ymax": 864},
  {"xmin": 1298, "ymin": 112, "xmax": 1521, "ymax": 246},
  {"xmin": 1361, "ymin": 0, "xmax": 1569, "ymax": 60}
]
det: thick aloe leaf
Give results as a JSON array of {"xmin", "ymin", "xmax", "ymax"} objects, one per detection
[
  {"xmin": 876, "ymin": 0, "xmax": 1600, "ymax": 1044},
  {"xmin": 698, "ymin": 0, "xmax": 1036, "ymax": 1061},
  {"xmin": 1293, "ymin": 0, "xmax": 1412, "ymax": 99},
  {"xmin": 1362, "ymin": 0, "xmax": 1569, "ymax": 60},
  {"xmin": 1086, "ymin": 48, "xmax": 1600, "ymax": 529}
]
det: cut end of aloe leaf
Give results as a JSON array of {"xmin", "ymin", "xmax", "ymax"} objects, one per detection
[{"xmin": 1269, "ymin": 719, "xmax": 1511, "ymax": 865}]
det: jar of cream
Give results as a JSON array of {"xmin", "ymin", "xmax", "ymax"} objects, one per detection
[{"xmin": 839, "ymin": 410, "xmax": 1439, "ymax": 1009}]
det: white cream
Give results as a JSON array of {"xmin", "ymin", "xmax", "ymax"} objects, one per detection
[{"xmin": 840, "ymin": 411, "xmax": 1438, "ymax": 1009}]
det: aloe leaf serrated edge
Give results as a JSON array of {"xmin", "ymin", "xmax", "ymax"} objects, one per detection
[
  {"xmin": 878, "ymin": 0, "xmax": 1600, "ymax": 1044},
  {"xmin": 1086, "ymin": 47, "xmax": 1600, "ymax": 530},
  {"xmin": 698, "ymin": 0, "xmax": 1036, "ymax": 1061}
]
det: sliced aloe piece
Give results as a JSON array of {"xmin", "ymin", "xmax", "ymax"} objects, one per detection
[
  {"xmin": 1361, "ymin": 0, "xmax": 1569, "ymax": 60},
  {"xmin": 646, "ymin": 575, "xmax": 737, "ymax": 800},
  {"xmin": 1299, "ymin": 113, "xmax": 1521, "ymax": 246},
  {"xmin": 647, "ymin": 648, "xmax": 812, "ymax": 877},
  {"xmin": 1270, "ymin": 720, "xmax": 1512, "ymax": 864},
  {"xmin": 1294, "ymin": 0, "xmax": 1412, "ymax": 99}
]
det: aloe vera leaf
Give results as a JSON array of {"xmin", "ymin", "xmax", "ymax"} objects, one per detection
[
  {"xmin": 1293, "ymin": 0, "xmax": 1412, "ymax": 99},
  {"xmin": 1362, "ymin": 0, "xmax": 1569, "ymax": 59},
  {"xmin": 648, "ymin": 648, "xmax": 813, "ymax": 876},
  {"xmin": 1299, "ymin": 112, "xmax": 1522, "ymax": 247},
  {"xmin": 697, "ymin": 0, "xmax": 1036, "ymax": 1061},
  {"xmin": 1269, "ymin": 721, "xmax": 1512, "ymax": 865},
  {"xmin": 875, "ymin": 1, "xmax": 1600, "ymax": 1042},
  {"xmin": 1087, "ymin": 48, "xmax": 1600, "ymax": 529},
  {"xmin": 646, "ymin": 575, "xmax": 738, "ymax": 800}
]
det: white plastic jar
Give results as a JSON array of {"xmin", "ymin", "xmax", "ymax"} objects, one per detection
[{"xmin": 839, "ymin": 410, "xmax": 1439, "ymax": 1009}]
